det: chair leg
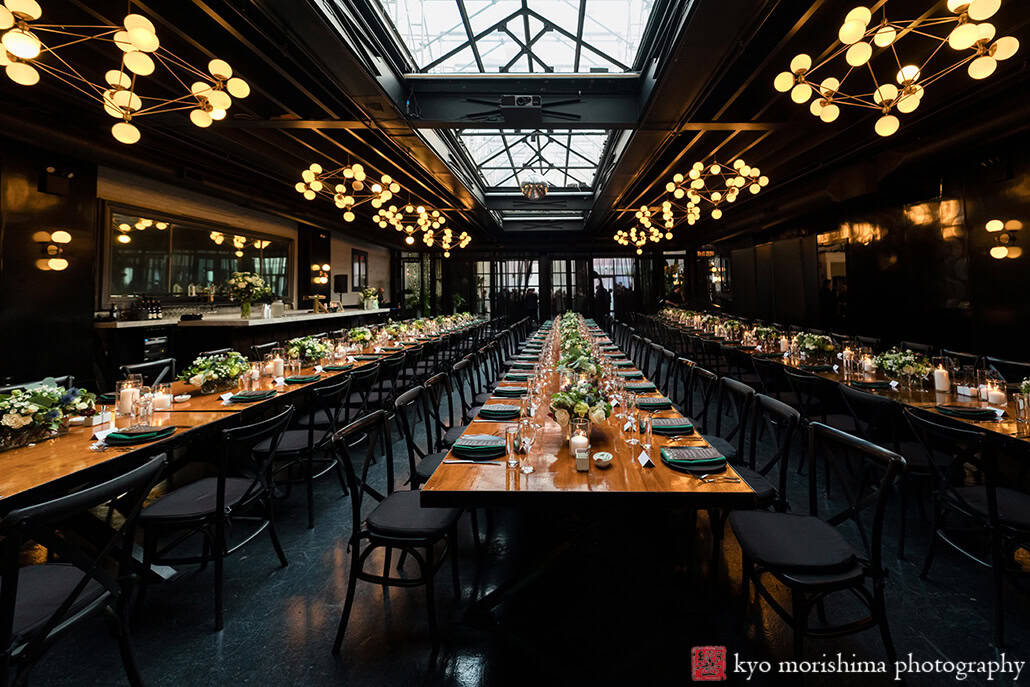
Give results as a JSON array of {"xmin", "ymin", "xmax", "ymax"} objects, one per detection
[
  {"xmin": 136, "ymin": 530, "xmax": 156, "ymax": 615},
  {"xmin": 449, "ymin": 525, "xmax": 461, "ymax": 598},
  {"xmin": 334, "ymin": 453, "xmax": 349, "ymax": 495},
  {"xmin": 332, "ymin": 562, "xmax": 360, "ymax": 655},
  {"xmin": 267, "ymin": 501, "xmax": 290, "ymax": 568},
  {"xmin": 875, "ymin": 580, "xmax": 898, "ymax": 666},
  {"xmin": 111, "ymin": 602, "xmax": 145, "ymax": 687},
  {"xmin": 740, "ymin": 554, "xmax": 752, "ymax": 618},
  {"xmin": 991, "ymin": 532, "xmax": 1006, "ymax": 648},
  {"xmin": 214, "ymin": 540, "xmax": 225, "ymax": 632},
  {"xmin": 470, "ymin": 509, "xmax": 482, "ymax": 551},
  {"xmin": 920, "ymin": 503, "xmax": 942, "ymax": 579},
  {"xmin": 306, "ymin": 455, "xmax": 316, "ymax": 529},
  {"xmin": 897, "ymin": 480, "xmax": 908, "ymax": 560},
  {"xmin": 424, "ymin": 545, "xmax": 439, "ymax": 643}
]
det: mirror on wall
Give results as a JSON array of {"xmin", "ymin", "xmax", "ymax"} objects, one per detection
[{"xmin": 107, "ymin": 207, "xmax": 291, "ymax": 303}]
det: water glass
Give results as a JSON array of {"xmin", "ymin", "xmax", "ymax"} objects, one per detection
[
  {"xmin": 641, "ymin": 412, "xmax": 653, "ymax": 452},
  {"xmin": 238, "ymin": 373, "xmax": 253, "ymax": 392},
  {"xmin": 133, "ymin": 386, "xmax": 153, "ymax": 423},
  {"xmin": 506, "ymin": 425, "xmax": 520, "ymax": 469}
]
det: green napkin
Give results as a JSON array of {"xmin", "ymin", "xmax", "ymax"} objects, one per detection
[
  {"xmin": 801, "ymin": 364, "xmax": 834, "ymax": 372},
  {"xmin": 506, "ymin": 372, "xmax": 530, "ymax": 381},
  {"xmin": 614, "ymin": 360, "xmax": 634, "ymax": 367},
  {"xmin": 660, "ymin": 446, "xmax": 725, "ymax": 468},
  {"xmin": 353, "ymin": 354, "xmax": 383, "ymax": 360},
  {"xmin": 619, "ymin": 371, "xmax": 644, "ymax": 380},
  {"xmin": 285, "ymin": 374, "xmax": 320, "ymax": 384},
  {"xmin": 649, "ymin": 417, "xmax": 694, "ymax": 435},
  {"xmin": 850, "ymin": 379, "xmax": 890, "ymax": 389},
  {"xmin": 478, "ymin": 404, "xmax": 521, "ymax": 420},
  {"xmin": 755, "ymin": 352, "xmax": 784, "ymax": 358},
  {"xmin": 936, "ymin": 405, "xmax": 998, "ymax": 421},
  {"xmin": 626, "ymin": 381, "xmax": 656, "ymax": 392},
  {"xmin": 106, "ymin": 425, "xmax": 176, "ymax": 446},
  {"xmin": 452, "ymin": 434, "xmax": 506, "ymax": 459},
  {"xmin": 98, "ymin": 392, "xmax": 116, "ymax": 404},
  {"xmin": 511, "ymin": 362, "xmax": 536, "ymax": 370},
  {"xmin": 493, "ymin": 386, "xmax": 526, "ymax": 398},
  {"xmin": 381, "ymin": 346, "xmax": 405, "ymax": 351},
  {"xmin": 636, "ymin": 397, "xmax": 672, "ymax": 410},
  {"xmin": 324, "ymin": 364, "xmax": 354, "ymax": 372},
  {"xmin": 229, "ymin": 390, "xmax": 277, "ymax": 402}
]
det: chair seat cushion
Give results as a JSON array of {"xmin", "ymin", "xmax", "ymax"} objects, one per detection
[
  {"xmin": 12, "ymin": 564, "xmax": 107, "ymax": 642},
  {"xmin": 733, "ymin": 465, "xmax": 776, "ymax": 503},
  {"xmin": 729, "ymin": 511, "xmax": 859, "ymax": 574},
  {"xmin": 140, "ymin": 477, "xmax": 252, "ymax": 520},
  {"xmin": 366, "ymin": 490, "xmax": 460, "ymax": 538},
  {"xmin": 443, "ymin": 424, "xmax": 469, "ymax": 446},
  {"xmin": 253, "ymin": 429, "xmax": 325, "ymax": 455},
  {"xmin": 416, "ymin": 452, "xmax": 448, "ymax": 483},
  {"xmin": 701, "ymin": 434, "xmax": 738, "ymax": 461},
  {"xmin": 954, "ymin": 486, "xmax": 1030, "ymax": 529}
]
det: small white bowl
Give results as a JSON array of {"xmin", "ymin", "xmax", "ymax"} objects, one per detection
[
  {"xmin": 173, "ymin": 394, "xmax": 191, "ymax": 403},
  {"xmin": 592, "ymin": 451, "xmax": 614, "ymax": 469}
]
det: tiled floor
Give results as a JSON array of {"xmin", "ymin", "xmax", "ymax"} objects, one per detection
[{"xmin": 28, "ymin": 400, "xmax": 1030, "ymax": 687}]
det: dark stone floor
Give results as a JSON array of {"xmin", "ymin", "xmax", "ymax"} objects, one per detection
[{"xmin": 29, "ymin": 410, "xmax": 1030, "ymax": 687}]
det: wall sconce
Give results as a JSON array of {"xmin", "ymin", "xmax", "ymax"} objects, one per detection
[
  {"xmin": 33, "ymin": 229, "xmax": 71, "ymax": 270},
  {"xmin": 986, "ymin": 218, "xmax": 1023, "ymax": 259},
  {"xmin": 311, "ymin": 263, "xmax": 330, "ymax": 284}
]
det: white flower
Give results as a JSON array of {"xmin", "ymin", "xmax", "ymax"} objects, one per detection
[
  {"xmin": 2, "ymin": 413, "xmax": 29, "ymax": 429},
  {"xmin": 588, "ymin": 406, "xmax": 607, "ymax": 425},
  {"xmin": 554, "ymin": 409, "xmax": 570, "ymax": 427},
  {"xmin": 189, "ymin": 373, "xmax": 206, "ymax": 387}
]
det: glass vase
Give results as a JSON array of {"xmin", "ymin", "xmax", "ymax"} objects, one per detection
[{"xmin": 240, "ymin": 301, "xmax": 251, "ymax": 319}]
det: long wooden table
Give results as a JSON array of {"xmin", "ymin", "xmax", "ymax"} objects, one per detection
[
  {"xmin": 420, "ymin": 325, "xmax": 756, "ymax": 509},
  {"xmin": 0, "ymin": 327, "xmax": 480, "ymax": 512}
]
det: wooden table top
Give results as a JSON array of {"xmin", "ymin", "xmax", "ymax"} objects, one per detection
[
  {"xmin": 0, "ymin": 328, "xmax": 474, "ymax": 511},
  {"xmin": 420, "ymin": 327, "xmax": 756, "ymax": 509}
]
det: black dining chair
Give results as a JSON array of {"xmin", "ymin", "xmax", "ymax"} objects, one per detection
[
  {"xmin": 730, "ymin": 422, "xmax": 905, "ymax": 661},
  {"xmin": 899, "ymin": 341, "xmax": 935, "ymax": 356},
  {"xmin": 684, "ymin": 366, "xmax": 718, "ymax": 432},
  {"xmin": 451, "ymin": 358, "xmax": 482, "ymax": 424},
  {"xmin": 984, "ymin": 356, "xmax": 1030, "ymax": 390},
  {"xmin": 251, "ymin": 340, "xmax": 279, "ymax": 361},
  {"xmin": 855, "ymin": 336, "xmax": 881, "ymax": 352},
  {"xmin": 395, "ymin": 385, "xmax": 448, "ymax": 488},
  {"xmin": 330, "ymin": 410, "xmax": 462, "ymax": 655},
  {"xmin": 255, "ymin": 376, "xmax": 352, "ymax": 528},
  {"xmin": 425, "ymin": 372, "xmax": 466, "ymax": 449},
  {"xmin": 137, "ymin": 406, "xmax": 294, "ymax": 631},
  {"xmin": 701, "ymin": 377, "xmax": 755, "ymax": 463},
  {"xmin": 0, "ymin": 455, "xmax": 165, "ymax": 687},
  {"xmin": 119, "ymin": 358, "xmax": 176, "ymax": 387},
  {"xmin": 0, "ymin": 376, "xmax": 75, "ymax": 393},
  {"xmin": 669, "ymin": 357, "xmax": 695, "ymax": 416},
  {"xmin": 941, "ymin": 348, "xmax": 978, "ymax": 369},
  {"xmin": 345, "ymin": 362, "xmax": 380, "ymax": 421},
  {"xmin": 197, "ymin": 347, "xmax": 233, "ymax": 358},
  {"xmin": 903, "ymin": 406, "xmax": 1030, "ymax": 647}
]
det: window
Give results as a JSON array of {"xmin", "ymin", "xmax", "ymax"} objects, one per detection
[
  {"xmin": 352, "ymin": 249, "xmax": 368, "ymax": 290},
  {"xmin": 106, "ymin": 206, "xmax": 290, "ymax": 304},
  {"xmin": 475, "ymin": 261, "xmax": 491, "ymax": 315},
  {"xmin": 663, "ymin": 251, "xmax": 687, "ymax": 303},
  {"xmin": 591, "ymin": 257, "xmax": 634, "ymax": 315},
  {"xmin": 551, "ymin": 259, "xmax": 577, "ymax": 314}
]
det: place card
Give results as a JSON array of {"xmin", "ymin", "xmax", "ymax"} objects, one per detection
[
  {"xmin": 92, "ymin": 428, "xmax": 115, "ymax": 442},
  {"xmin": 347, "ymin": 355, "xmax": 357, "ymax": 363},
  {"xmin": 623, "ymin": 419, "xmax": 634, "ymax": 432},
  {"xmin": 274, "ymin": 377, "xmax": 285, "ymax": 386},
  {"xmin": 637, "ymin": 450, "xmax": 654, "ymax": 468},
  {"xmin": 833, "ymin": 364, "xmax": 839, "ymax": 373},
  {"xmin": 314, "ymin": 365, "xmax": 323, "ymax": 372},
  {"xmin": 220, "ymin": 392, "xmax": 234, "ymax": 402},
  {"xmin": 957, "ymin": 385, "xmax": 975, "ymax": 397},
  {"xmin": 889, "ymin": 381, "xmax": 899, "ymax": 390}
]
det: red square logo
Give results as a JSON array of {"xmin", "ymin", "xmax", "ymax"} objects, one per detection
[{"xmin": 692, "ymin": 645, "xmax": 727, "ymax": 681}]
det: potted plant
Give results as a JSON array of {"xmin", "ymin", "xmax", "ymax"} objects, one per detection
[
  {"xmin": 226, "ymin": 271, "xmax": 272, "ymax": 318},
  {"xmin": 179, "ymin": 351, "xmax": 250, "ymax": 394},
  {"xmin": 0, "ymin": 381, "xmax": 96, "ymax": 452}
]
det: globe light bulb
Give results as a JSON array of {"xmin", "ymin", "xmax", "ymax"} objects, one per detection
[
  {"xmin": 190, "ymin": 108, "xmax": 212, "ymax": 127},
  {"xmin": 985, "ymin": 219, "xmax": 1004, "ymax": 232},
  {"xmin": 712, "ymin": 209, "xmax": 723, "ymax": 219},
  {"xmin": 948, "ymin": 23, "xmax": 979, "ymax": 50},
  {"xmin": 968, "ymin": 55, "xmax": 997, "ymax": 79},
  {"xmin": 2, "ymin": 29, "xmax": 40, "ymax": 59},
  {"xmin": 47, "ymin": 257, "xmax": 68, "ymax": 271},
  {"xmin": 820, "ymin": 77, "xmax": 840, "ymax": 96},
  {"xmin": 991, "ymin": 36, "xmax": 1019, "ymax": 61},
  {"xmin": 127, "ymin": 27, "xmax": 159, "ymax": 53},
  {"xmin": 226, "ymin": 77, "xmax": 250, "ymax": 98},
  {"xmin": 303, "ymin": 190, "xmax": 316, "ymax": 200},
  {"xmin": 845, "ymin": 41, "xmax": 872, "ymax": 67},
  {"xmin": 845, "ymin": 6, "xmax": 872, "ymax": 25},
  {"xmin": 111, "ymin": 121, "xmax": 140, "ymax": 144},
  {"xmin": 838, "ymin": 20, "xmax": 866, "ymax": 45},
  {"xmin": 873, "ymin": 83, "xmax": 899, "ymax": 104},
  {"xmin": 790, "ymin": 83, "xmax": 812, "ymax": 103},
  {"xmin": 0, "ymin": 6, "xmax": 15, "ymax": 29},
  {"xmin": 343, "ymin": 211, "xmax": 355, "ymax": 222},
  {"xmin": 50, "ymin": 230, "xmax": 72, "ymax": 244},
  {"xmin": 896, "ymin": 65, "xmax": 920, "ymax": 84},
  {"xmin": 124, "ymin": 51, "xmax": 155, "ymax": 76},
  {"xmin": 208, "ymin": 59, "xmax": 232, "ymax": 80},
  {"xmin": 207, "ymin": 90, "xmax": 231, "ymax": 110},
  {"xmin": 968, "ymin": 0, "xmax": 1000, "ymax": 21},
  {"xmin": 117, "ymin": 233, "xmax": 132, "ymax": 244},
  {"xmin": 874, "ymin": 114, "xmax": 899, "ymax": 137},
  {"xmin": 773, "ymin": 71, "xmax": 794, "ymax": 92},
  {"xmin": 789, "ymin": 53, "xmax": 812, "ymax": 73},
  {"xmin": 989, "ymin": 245, "xmax": 1008, "ymax": 259},
  {"xmin": 1007, "ymin": 246, "xmax": 1023, "ymax": 259},
  {"xmin": 5, "ymin": 61, "xmax": 39, "ymax": 86},
  {"xmin": 873, "ymin": 25, "xmax": 896, "ymax": 47}
]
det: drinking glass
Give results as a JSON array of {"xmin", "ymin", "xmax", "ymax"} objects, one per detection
[
  {"xmin": 626, "ymin": 395, "xmax": 640, "ymax": 446},
  {"xmin": 238, "ymin": 373, "xmax": 252, "ymax": 392},
  {"xmin": 506, "ymin": 425, "xmax": 520, "ymax": 469},
  {"xmin": 134, "ymin": 386, "xmax": 153, "ymax": 423},
  {"xmin": 641, "ymin": 412, "xmax": 653, "ymax": 452},
  {"xmin": 152, "ymin": 383, "xmax": 173, "ymax": 411}
]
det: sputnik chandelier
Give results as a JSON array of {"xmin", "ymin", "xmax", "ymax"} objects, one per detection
[
  {"xmin": 294, "ymin": 162, "xmax": 401, "ymax": 222},
  {"xmin": 613, "ymin": 226, "xmax": 650, "ymax": 255},
  {"xmin": 613, "ymin": 204, "xmax": 676, "ymax": 253},
  {"xmin": 665, "ymin": 159, "xmax": 769, "ymax": 223},
  {"xmin": 520, "ymin": 172, "xmax": 548, "ymax": 200},
  {"xmin": 773, "ymin": 1, "xmax": 1019, "ymax": 137},
  {"xmin": 373, "ymin": 203, "xmax": 470, "ymax": 257},
  {"xmin": 0, "ymin": 1, "xmax": 250, "ymax": 144}
]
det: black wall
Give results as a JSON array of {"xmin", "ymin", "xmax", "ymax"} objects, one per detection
[
  {"xmin": 708, "ymin": 129, "xmax": 1030, "ymax": 359},
  {"xmin": 0, "ymin": 144, "xmax": 99, "ymax": 387}
]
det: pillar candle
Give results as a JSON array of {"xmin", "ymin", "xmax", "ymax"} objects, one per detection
[
  {"xmin": 862, "ymin": 356, "xmax": 875, "ymax": 373},
  {"xmin": 570, "ymin": 432, "xmax": 589, "ymax": 453},
  {"xmin": 118, "ymin": 387, "xmax": 139, "ymax": 415},
  {"xmin": 272, "ymin": 357, "xmax": 284, "ymax": 378},
  {"xmin": 987, "ymin": 387, "xmax": 1007, "ymax": 406},
  {"xmin": 933, "ymin": 366, "xmax": 950, "ymax": 393},
  {"xmin": 152, "ymin": 392, "xmax": 172, "ymax": 411}
]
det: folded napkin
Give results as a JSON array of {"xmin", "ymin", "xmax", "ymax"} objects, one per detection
[
  {"xmin": 619, "ymin": 371, "xmax": 644, "ymax": 380},
  {"xmin": 477, "ymin": 404, "xmax": 521, "ymax": 421},
  {"xmin": 401, "ymin": 340, "xmax": 418, "ymax": 345},
  {"xmin": 105, "ymin": 425, "xmax": 176, "ymax": 446},
  {"xmin": 649, "ymin": 417, "xmax": 694, "ymax": 435},
  {"xmin": 935, "ymin": 405, "xmax": 998, "ymax": 421},
  {"xmin": 285, "ymin": 374, "xmax": 320, "ymax": 384},
  {"xmin": 229, "ymin": 389, "xmax": 277, "ymax": 403},
  {"xmin": 613, "ymin": 360, "xmax": 634, "ymax": 367},
  {"xmin": 605, "ymin": 352, "xmax": 627, "ymax": 359},
  {"xmin": 323, "ymin": 364, "xmax": 354, "ymax": 372},
  {"xmin": 736, "ymin": 345, "xmax": 758, "ymax": 351},
  {"xmin": 493, "ymin": 386, "xmax": 527, "ymax": 398},
  {"xmin": 506, "ymin": 372, "xmax": 530, "ymax": 381},
  {"xmin": 626, "ymin": 381, "xmax": 657, "ymax": 392},
  {"xmin": 636, "ymin": 397, "xmax": 673, "ymax": 411},
  {"xmin": 452, "ymin": 433, "xmax": 506, "ymax": 459},
  {"xmin": 755, "ymin": 351, "xmax": 784, "ymax": 358},
  {"xmin": 801, "ymin": 364, "xmax": 834, "ymax": 372},
  {"xmin": 381, "ymin": 346, "xmax": 405, "ymax": 351},
  {"xmin": 417, "ymin": 336, "xmax": 432, "ymax": 340},
  {"xmin": 511, "ymin": 362, "xmax": 536, "ymax": 370},
  {"xmin": 660, "ymin": 446, "xmax": 726, "ymax": 474},
  {"xmin": 850, "ymin": 379, "xmax": 891, "ymax": 390},
  {"xmin": 353, "ymin": 354, "xmax": 383, "ymax": 360},
  {"xmin": 98, "ymin": 392, "xmax": 117, "ymax": 405},
  {"xmin": 600, "ymin": 345, "xmax": 619, "ymax": 351}
]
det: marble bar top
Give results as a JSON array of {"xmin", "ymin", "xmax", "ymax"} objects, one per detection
[{"xmin": 95, "ymin": 307, "xmax": 392, "ymax": 329}]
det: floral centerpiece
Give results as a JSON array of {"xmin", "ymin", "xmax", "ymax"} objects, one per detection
[
  {"xmin": 699, "ymin": 313, "xmax": 720, "ymax": 332},
  {"xmin": 225, "ymin": 272, "xmax": 272, "ymax": 319},
  {"xmin": 360, "ymin": 286, "xmax": 383, "ymax": 310},
  {"xmin": 287, "ymin": 335, "xmax": 333, "ymax": 362},
  {"xmin": 724, "ymin": 319, "xmax": 745, "ymax": 340},
  {"xmin": 383, "ymin": 321, "xmax": 405, "ymax": 338},
  {"xmin": 0, "ymin": 382, "xmax": 97, "ymax": 452},
  {"xmin": 348, "ymin": 326, "xmax": 373, "ymax": 344},
  {"xmin": 874, "ymin": 348, "xmax": 931, "ymax": 382},
  {"xmin": 550, "ymin": 379, "xmax": 613, "ymax": 429},
  {"xmin": 180, "ymin": 352, "xmax": 250, "ymax": 393},
  {"xmin": 1021, "ymin": 378, "xmax": 1030, "ymax": 395},
  {"xmin": 753, "ymin": 326, "xmax": 781, "ymax": 345},
  {"xmin": 795, "ymin": 333, "xmax": 836, "ymax": 355}
]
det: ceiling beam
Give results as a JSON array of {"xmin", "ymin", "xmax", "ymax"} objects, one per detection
[{"xmin": 485, "ymin": 193, "xmax": 594, "ymax": 211}]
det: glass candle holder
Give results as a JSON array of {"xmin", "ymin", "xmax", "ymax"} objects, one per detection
[
  {"xmin": 152, "ymin": 383, "xmax": 173, "ymax": 411},
  {"xmin": 115, "ymin": 379, "xmax": 140, "ymax": 417},
  {"xmin": 570, "ymin": 417, "xmax": 590, "ymax": 453}
]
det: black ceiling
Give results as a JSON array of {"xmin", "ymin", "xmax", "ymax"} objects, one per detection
[{"xmin": 3, "ymin": 0, "xmax": 1028, "ymax": 253}]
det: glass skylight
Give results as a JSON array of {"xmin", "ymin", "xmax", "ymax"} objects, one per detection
[
  {"xmin": 459, "ymin": 129, "xmax": 608, "ymax": 188},
  {"xmin": 377, "ymin": 0, "xmax": 657, "ymax": 73}
]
